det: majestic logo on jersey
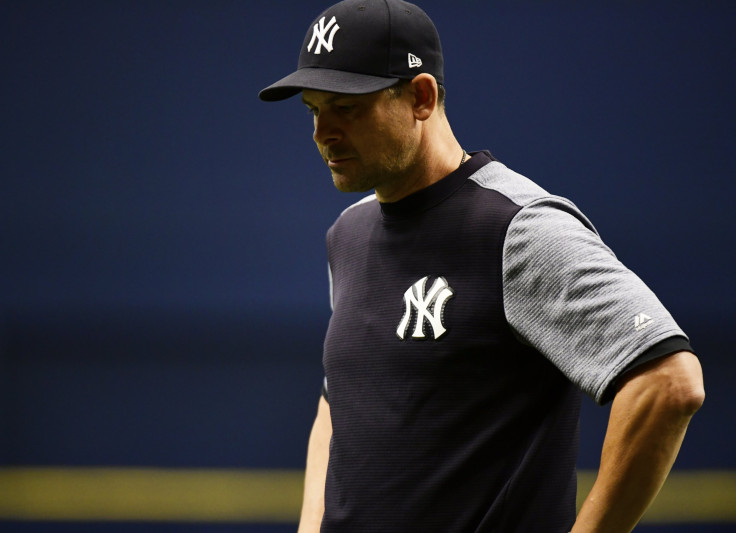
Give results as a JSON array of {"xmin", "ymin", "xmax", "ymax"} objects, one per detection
[
  {"xmin": 634, "ymin": 312, "xmax": 654, "ymax": 331},
  {"xmin": 397, "ymin": 276, "xmax": 454, "ymax": 340},
  {"xmin": 307, "ymin": 16, "xmax": 340, "ymax": 54}
]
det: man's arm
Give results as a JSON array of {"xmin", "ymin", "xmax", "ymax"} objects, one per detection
[
  {"xmin": 298, "ymin": 395, "xmax": 332, "ymax": 533},
  {"xmin": 573, "ymin": 350, "xmax": 704, "ymax": 533}
]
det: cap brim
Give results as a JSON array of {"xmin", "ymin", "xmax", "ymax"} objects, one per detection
[{"xmin": 259, "ymin": 67, "xmax": 400, "ymax": 102}]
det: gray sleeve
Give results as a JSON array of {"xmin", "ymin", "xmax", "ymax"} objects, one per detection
[{"xmin": 502, "ymin": 198, "xmax": 688, "ymax": 404}]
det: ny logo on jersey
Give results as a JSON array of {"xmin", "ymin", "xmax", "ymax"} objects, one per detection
[
  {"xmin": 307, "ymin": 16, "xmax": 340, "ymax": 54},
  {"xmin": 397, "ymin": 276, "xmax": 454, "ymax": 340}
]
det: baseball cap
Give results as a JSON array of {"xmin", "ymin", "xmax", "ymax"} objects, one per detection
[{"xmin": 258, "ymin": 0, "xmax": 444, "ymax": 102}]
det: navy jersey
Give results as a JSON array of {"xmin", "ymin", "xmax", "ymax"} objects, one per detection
[{"xmin": 321, "ymin": 151, "xmax": 690, "ymax": 532}]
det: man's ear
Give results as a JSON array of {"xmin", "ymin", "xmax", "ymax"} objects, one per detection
[{"xmin": 410, "ymin": 74, "xmax": 438, "ymax": 121}]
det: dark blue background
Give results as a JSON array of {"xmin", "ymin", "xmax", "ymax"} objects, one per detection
[{"xmin": 2, "ymin": 0, "xmax": 735, "ymax": 530}]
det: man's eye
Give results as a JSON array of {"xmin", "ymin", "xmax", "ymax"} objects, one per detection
[
  {"xmin": 306, "ymin": 107, "xmax": 318, "ymax": 116},
  {"xmin": 337, "ymin": 105, "xmax": 355, "ymax": 113}
]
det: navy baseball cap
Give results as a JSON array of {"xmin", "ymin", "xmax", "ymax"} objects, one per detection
[{"xmin": 258, "ymin": 0, "xmax": 444, "ymax": 101}]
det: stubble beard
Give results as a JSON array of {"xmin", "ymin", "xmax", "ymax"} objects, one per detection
[{"xmin": 328, "ymin": 138, "xmax": 418, "ymax": 196}]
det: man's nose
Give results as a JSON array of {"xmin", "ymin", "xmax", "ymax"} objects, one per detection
[{"xmin": 313, "ymin": 114, "xmax": 342, "ymax": 146}]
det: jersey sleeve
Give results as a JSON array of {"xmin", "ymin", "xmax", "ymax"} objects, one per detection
[{"xmin": 502, "ymin": 197, "xmax": 689, "ymax": 404}]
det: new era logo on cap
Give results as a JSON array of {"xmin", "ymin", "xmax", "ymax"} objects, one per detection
[{"xmin": 408, "ymin": 53, "xmax": 422, "ymax": 68}]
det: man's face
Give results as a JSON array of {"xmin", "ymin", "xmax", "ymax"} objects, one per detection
[{"xmin": 301, "ymin": 86, "xmax": 419, "ymax": 196}]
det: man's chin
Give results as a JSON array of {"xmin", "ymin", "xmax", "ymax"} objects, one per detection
[{"xmin": 331, "ymin": 171, "xmax": 372, "ymax": 194}]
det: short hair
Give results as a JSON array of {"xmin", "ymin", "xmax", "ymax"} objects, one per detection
[{"xmin": 387, "ymin": 79, "xmax": 447, "ymax": 112}]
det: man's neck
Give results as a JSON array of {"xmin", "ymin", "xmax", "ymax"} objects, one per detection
[{"xmin": 375, "ymin": 122, "xmax": 463, "ymax": 203}]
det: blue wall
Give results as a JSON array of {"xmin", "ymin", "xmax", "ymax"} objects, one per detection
[{"xmin": 2, "ymin": 0, "xmax": 735, "ymax": 530}]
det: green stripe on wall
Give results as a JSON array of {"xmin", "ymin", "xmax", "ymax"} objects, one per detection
[{"xmin": 0, "ymin": 468, "xmax": 734, "ymax": 523}]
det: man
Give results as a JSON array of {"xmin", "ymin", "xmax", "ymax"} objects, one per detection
[{"xmin": 259, "ymin": 1, "xmax": 704, "ymax": 531}]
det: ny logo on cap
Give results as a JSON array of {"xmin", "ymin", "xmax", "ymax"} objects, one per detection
[{"xmin": 307, "ymin": 16, "xmax": 340, "ymax": 54}]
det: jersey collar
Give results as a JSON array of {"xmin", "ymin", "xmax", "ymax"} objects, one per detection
[{"xmin": 379, "ymin": 151, "xmax": 493, "ymax": 218}]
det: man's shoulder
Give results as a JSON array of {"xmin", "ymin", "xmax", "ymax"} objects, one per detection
[
  {"xmin": 327, "ymin": 193, "xmax": 378, "ymax": 237},
  {"xmin": 470, "ymin": 159, "xmax": 596, "ymax": 230},
  {"xmin": 339, "ymin": 193, "xmax": 378, "ymax": 217},
  {"xmin": 469, "ymin": 160, "xmax": 551, "ymax": 208}
]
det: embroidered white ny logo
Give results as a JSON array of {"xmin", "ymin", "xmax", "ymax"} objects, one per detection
[
  {"xmin": 397, "ymin": 276, "xmax": 454, "ymax": 340},
  {"xmin": 307, "ymin": 16, "xmax": 340, "ymax": 54}
]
